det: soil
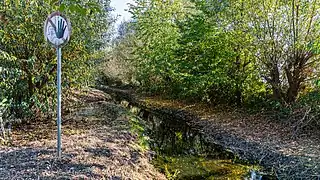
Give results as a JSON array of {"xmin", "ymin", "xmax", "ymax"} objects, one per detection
[{"xmin": 0, "ymin": 89, "xmax": 166, "ymax": 180}]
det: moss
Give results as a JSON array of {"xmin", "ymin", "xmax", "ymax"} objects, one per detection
[
  {"xmin": 203, "ymin": 159, "xmax": 255, "ymax": 179},
  {"xmin": 153, "ymin": 155, "xmax": 258, "ymax": 180}
]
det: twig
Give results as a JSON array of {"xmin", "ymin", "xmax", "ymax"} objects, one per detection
[{"xmin": 292, "ymin": 106, "xmax": 312, "ymax": 138}]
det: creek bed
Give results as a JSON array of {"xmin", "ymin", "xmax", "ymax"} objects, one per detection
[{"xmin": 127, "ymin": 105, "xmax": 275, "ymax": 180}]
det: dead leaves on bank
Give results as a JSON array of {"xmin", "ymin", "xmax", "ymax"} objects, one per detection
[
  {"xmin": 141, "ymin": 96, "xmax": 320, "ymax": 179},
  {"xmin": 0, "ymin": 89, "xmax": 165, "ymax": 180}
]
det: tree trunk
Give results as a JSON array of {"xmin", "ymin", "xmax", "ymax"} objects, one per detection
[
  {"xmin": 286, "ymin": 72, "xmax": 300, "ymax": 104},
  {"xmin": 270, "ymin": 63, "xmax": 283, "ymax": 101},
  {"xmin": 235, "ymin": 83, "xmax": 242, "ymax": 106},
  {"xmin": 285, "ymin": 53, "xmax": 311, "ymax": 104}
]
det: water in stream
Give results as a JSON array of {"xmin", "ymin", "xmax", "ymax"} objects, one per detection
[{"xmin": 127, "ymin": 105, "xmax": 270, "ymax": 180}]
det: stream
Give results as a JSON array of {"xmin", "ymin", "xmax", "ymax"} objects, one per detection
[{"xmin": 126, "ymin": 105, "xmax": 276, "ymax": 180}]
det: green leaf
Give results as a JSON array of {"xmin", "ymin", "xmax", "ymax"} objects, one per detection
[
  {"xmin": 69, "ymin": 4, "xmax": 78, "ymax": 12},
  {"xmin": 59, "ymin": 4, "xmax": 66, "ymax": 12},
  {"xmin": 50, "ymin": 0, "xmax": 59, "ymax": 6}
]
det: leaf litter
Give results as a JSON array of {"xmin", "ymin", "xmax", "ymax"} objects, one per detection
[{"xmin": 0, "ymin": 89, "xmax": 166, "ymax": 180}]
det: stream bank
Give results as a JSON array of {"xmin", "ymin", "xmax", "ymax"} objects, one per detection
[
  {"xmin": 98, "ymin": 85, "xmax": 320, "ymax": 179},
  {"xmin": 98, "ymin": 86, "xmax": 276, "ymax": 179},
  {"xmin": 127, "ymin": 105, "xmax": 266, "ymax": 179}
]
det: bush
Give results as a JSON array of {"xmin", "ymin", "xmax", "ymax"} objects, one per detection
[{"xmin": 0, "ymin": 0, "xmax": 112, "ymax": 135}]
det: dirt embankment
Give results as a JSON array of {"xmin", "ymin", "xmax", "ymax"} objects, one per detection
[{"xmin": 0, "ymin": 89, "xmax": 166, "ymax": 180}]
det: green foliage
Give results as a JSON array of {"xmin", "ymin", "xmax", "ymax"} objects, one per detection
[
  {"xmin": 129, "ymin": 115, "xmax": 150, "ymax": 151},
  {"xmin": 106, "ymin": 0, "xmax": 320, "ymax": 132},
  {"xmin": 129, "ymin": 0, "xmax": 264, "ymax": 104},
  {"xmin": 125, "ymin": 0, "xmax": 320, "ymax": 106},
  {"xmin": 130, "ymin": 0, "xmax": 184, "ymax": 93},
  {"xmin": 243, "ymin": 0, "xmax": 320, "ymax": 103},
  {"xmin": 0, "ymin": 0, "xmax": 112, "ymax": 120}
]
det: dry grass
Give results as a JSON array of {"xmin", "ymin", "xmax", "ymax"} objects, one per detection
[{"xmin": 0, "ymin": 89, "xmax": 165, "ymax": 180}]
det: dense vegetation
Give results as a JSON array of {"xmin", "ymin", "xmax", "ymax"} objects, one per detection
[
  {"xmin": 106, "ymin": 0, "xmax": 320, "ymax": 132},
  {"xmin": 0, "ymin": 0, "xmax": 319, "ymax": 178},
  {"xmin": 0, "ymin": 0, "xmax": 112, "ymax": 141},
  {"xmin": 0, "ymin": 1, "xmax": 319, "ymax": 179},
  {"xmin": 1, "ymin": 0, "xmax": 319, "ymax": 141}
]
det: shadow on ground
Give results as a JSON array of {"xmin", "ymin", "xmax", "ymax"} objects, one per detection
[
  {"xmin": 0, "ymin": 89, "xmax": 166, "ymax": 180},
  {"xmin": 0, "ymin": 147, "xmax": 105, "ymax": 179}
]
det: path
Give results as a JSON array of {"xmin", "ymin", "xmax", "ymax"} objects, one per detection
[{"xmin": 0, "ymin": 89, "xmax": 165, "ymax": 180}]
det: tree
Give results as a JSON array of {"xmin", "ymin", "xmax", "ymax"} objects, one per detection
[
  {"xmin": 129, "ymin": 0, "xmax": 263, "ymax": 104},
  {"xmin": 102, "ymin": 20, "xmax": 138, "ymax": 85},
  {"xmin": 129, "ymin": 0, "xmax": 186, "ymax": 93},
  {"xmin": 0, "ymin": 0, "xmax": 112, "ymax": 120},
  {"xmin": 244, "ymin": 0, "xmax": 320, "ymax": 103}
]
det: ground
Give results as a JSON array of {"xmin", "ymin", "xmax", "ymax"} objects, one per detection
[
  {"xmin": 142, "ymin": 96, "xmax": 320, "ymax": 179},
  {"xmin": 0, "ymin": 89, "xmax": 165, "ymax": 180},
  {"xmin": 2, "ymin": 86, "xmax": 320, "ymax": 179}
]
